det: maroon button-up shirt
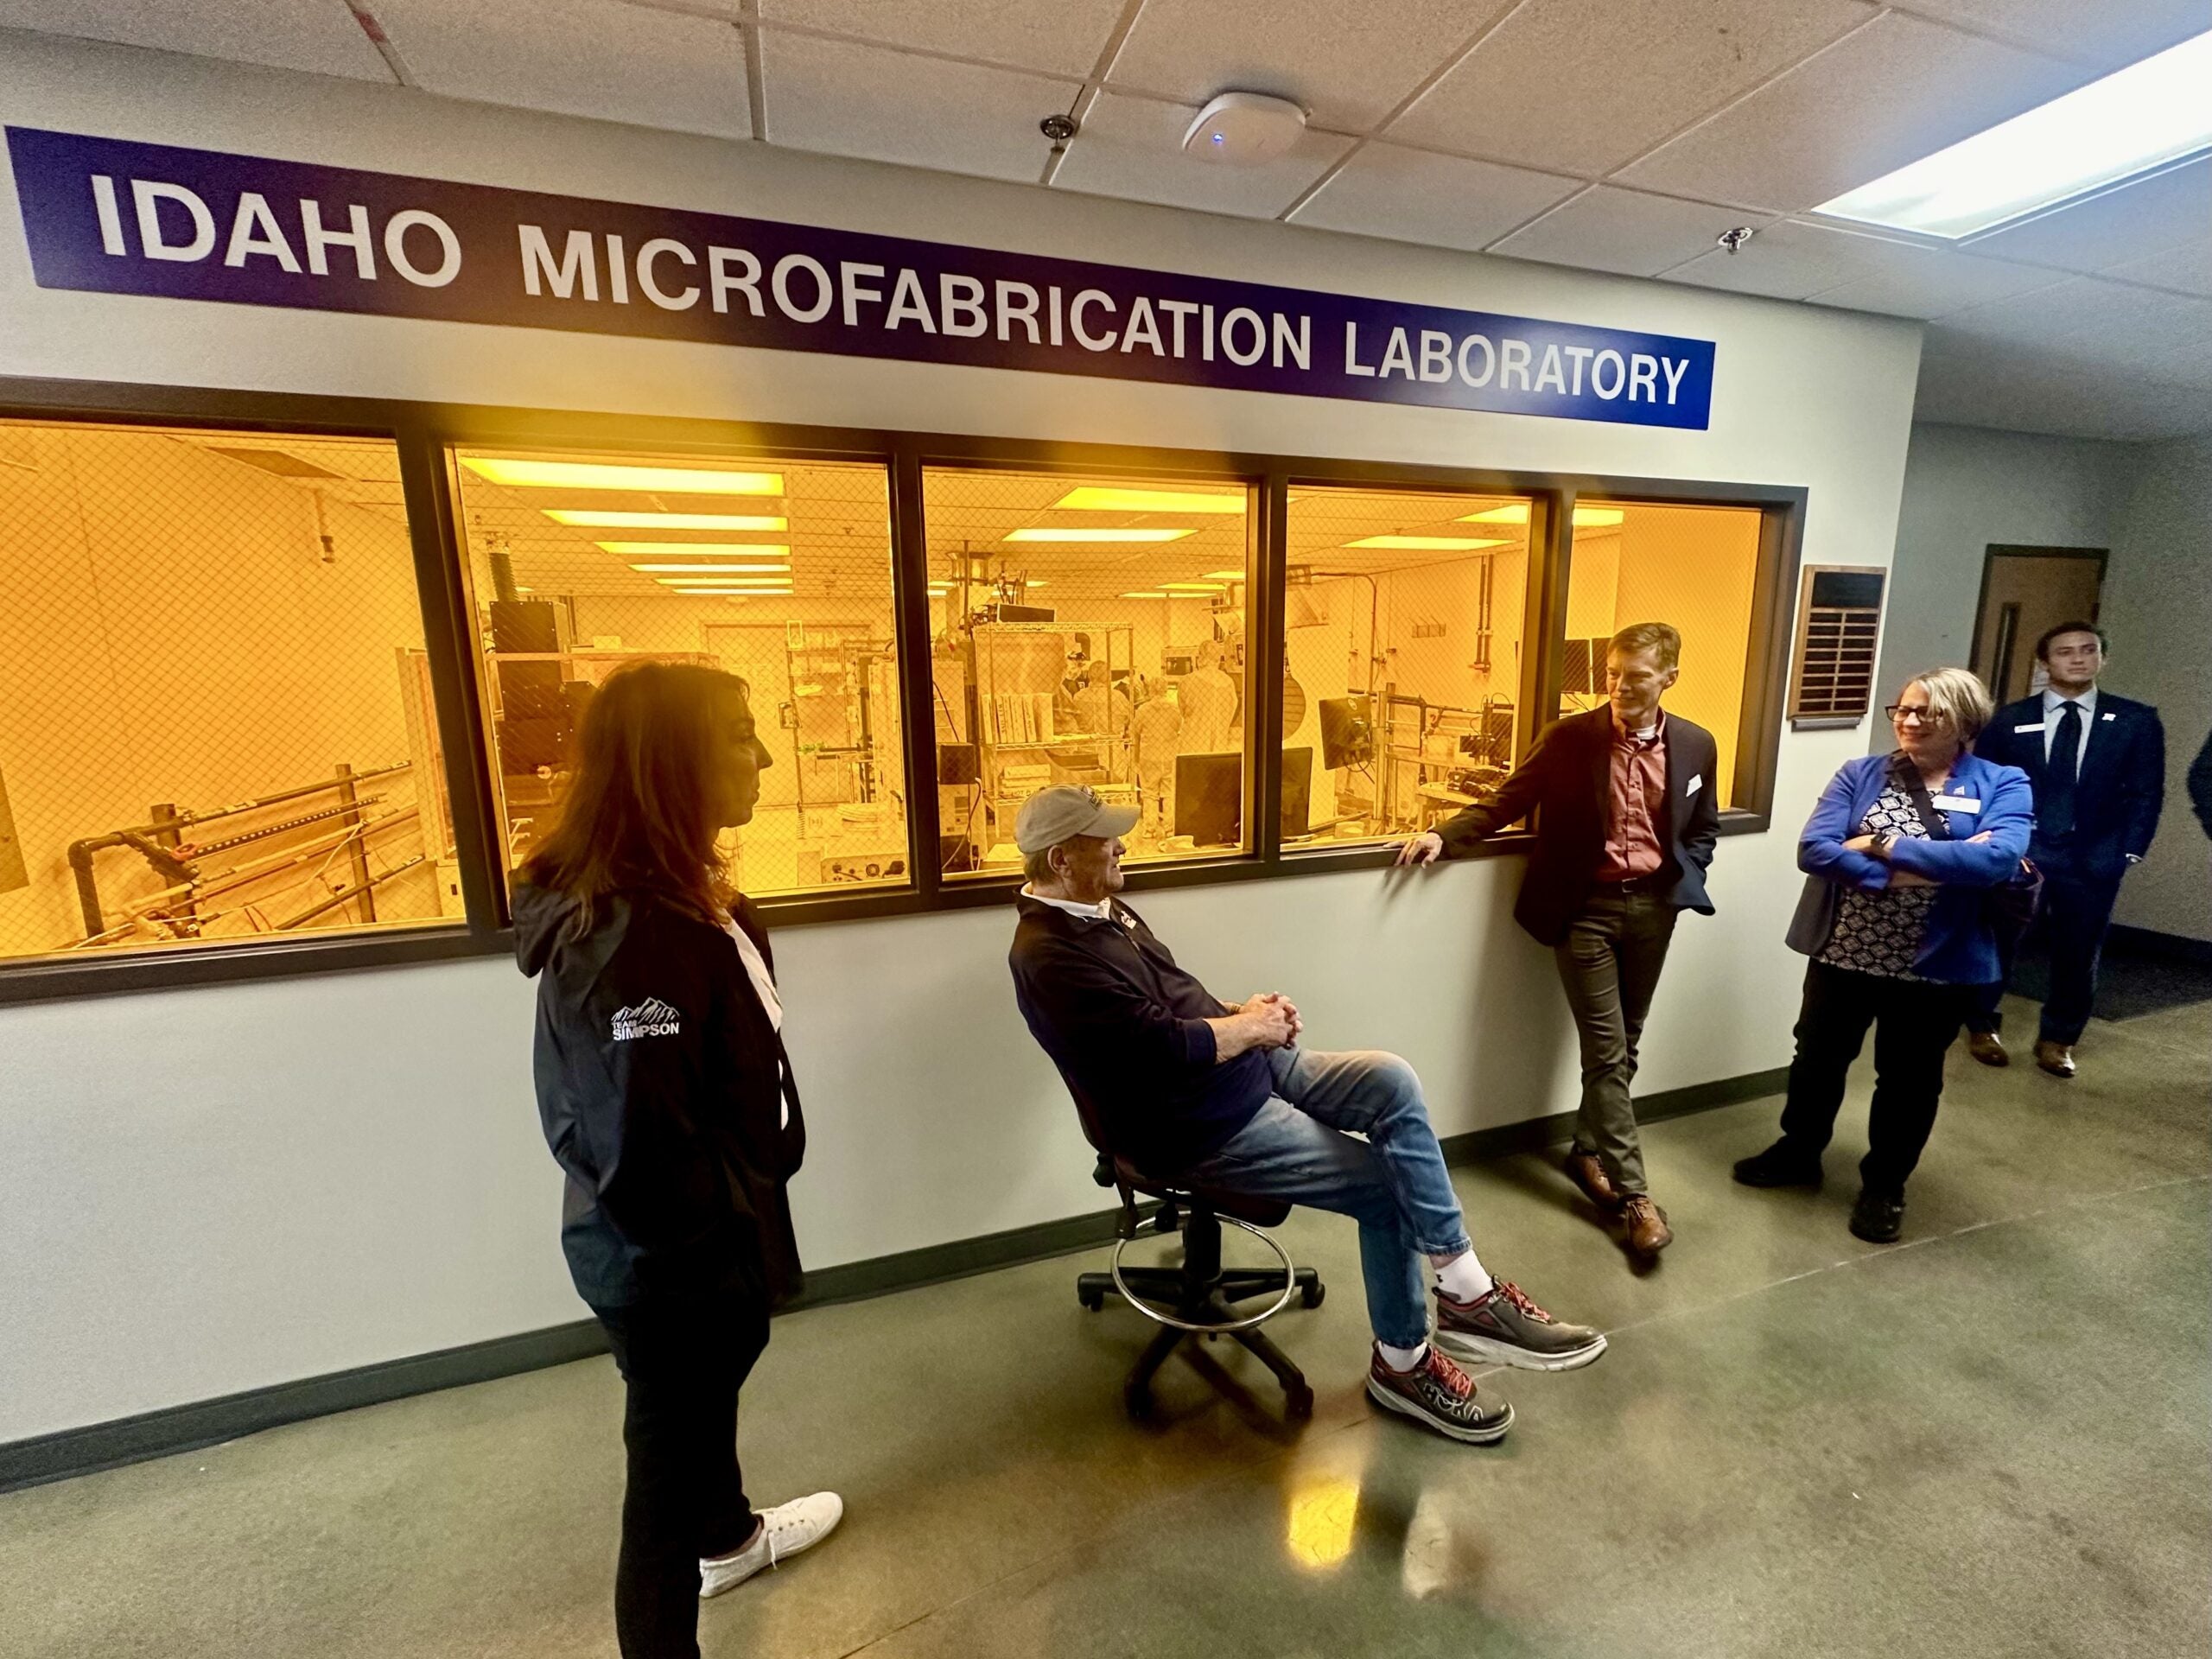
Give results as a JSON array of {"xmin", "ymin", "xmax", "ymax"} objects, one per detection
[{"xmin": 1598, "ymin": 709, "xmax": 1667, "ymax": 881}]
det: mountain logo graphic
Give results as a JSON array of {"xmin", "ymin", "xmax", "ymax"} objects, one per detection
[{"xmin": 611, "ymin": 996, "xmax": 681, "ymax": 1041}]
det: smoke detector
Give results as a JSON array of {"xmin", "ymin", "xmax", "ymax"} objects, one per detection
[{"xmin": 1182, "ymin": 92, "xmax": 1307, "ymax": 164}]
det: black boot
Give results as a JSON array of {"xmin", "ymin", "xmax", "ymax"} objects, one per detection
[
  {"xmin": 1732, "ymin": 1139, "xmax": 1824, "ymax": 1189},
  {"xmin": 1849, "ymin": 1190, "xmax": 1905, "ymax": 1243}
]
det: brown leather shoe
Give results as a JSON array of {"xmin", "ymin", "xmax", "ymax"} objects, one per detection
[
  {"xmin": 1620, "ymin": 1195, "xmax": 1672, "ymax": 1255},
  {"xmin": 2034, "ymin": 1040, "xmax": 2076, "ymax": 1078},
  {"xmin": 1965, "ymin": 1030, "xmax": 2009, "ymax": 1067},
  {"xmin": 1563, "ymin": 1147, "xmax": 1623, "ymax": 1211}
]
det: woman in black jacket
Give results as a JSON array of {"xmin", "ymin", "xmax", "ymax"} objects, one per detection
[{"xmin": 515, "ymin": 661, "xmax": 839, "ymax": 1659}]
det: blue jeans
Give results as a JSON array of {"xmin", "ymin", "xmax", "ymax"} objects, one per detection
[{"xmin": 1180, "ymin": 1048, "xmax": 1471, "ymax": 1349}]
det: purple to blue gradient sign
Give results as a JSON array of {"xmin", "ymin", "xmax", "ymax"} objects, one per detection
[{"xmin": 6, "ymin": 127, "xmax": 1714, "ymax": 429}]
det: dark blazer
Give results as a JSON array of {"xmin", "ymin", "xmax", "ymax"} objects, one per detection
[
  {"xmin": 1436, "ymin": 705, "xmax": 1721, "ymax": 946},
  {"xmin": 1973, "ymin": 691, "xmax": 2164, "ymax": 878},
  {"xmin": 515, "ymin": 881, "xmax": 806, "ymax": 1310}
]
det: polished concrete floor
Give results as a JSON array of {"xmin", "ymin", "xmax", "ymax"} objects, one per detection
[{"xmin": 5, "ymin": 992, "xmax": 2207, "ymax": 1659}]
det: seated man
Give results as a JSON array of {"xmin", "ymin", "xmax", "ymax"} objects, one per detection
[{"xmin": 1007, "ymin": 785, "xmax": 1605, "ymax": 1446}]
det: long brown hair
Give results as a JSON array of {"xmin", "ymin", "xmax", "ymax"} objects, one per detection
[{"xmin": 521, "ymin": 660, "xmax": 753, "ymax": 929}]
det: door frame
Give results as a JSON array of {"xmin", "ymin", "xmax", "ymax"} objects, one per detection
[{"xmin": 1968, "ymin": 543, "xmax": 2107, "ymax": 701}]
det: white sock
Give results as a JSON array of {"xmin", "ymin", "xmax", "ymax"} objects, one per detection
[
  {"xmin": 1434, "ymin": 1252, "xmax": 1494, "ymax": 1304},
  {"xmin": 1376, "ymin": 1340, "xmax": 1427, "ymax": 1372}
]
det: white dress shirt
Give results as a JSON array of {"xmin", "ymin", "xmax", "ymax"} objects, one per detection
[
  {"xmin": 721, "ymin": 918, "xmax": 787, "ymax": 1126},
  {"xmin": 1019, "ymin": 884, "xmax": 1130, "ymax": 927},
  {"xmin": 2041, "ymin": 685, "xmax": 2098, "ymax": 771}
]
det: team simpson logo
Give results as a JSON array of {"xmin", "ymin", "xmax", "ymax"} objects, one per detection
[{"xmin": 611, "ymin": 997, "xmax": 681, "ymax": 1041}]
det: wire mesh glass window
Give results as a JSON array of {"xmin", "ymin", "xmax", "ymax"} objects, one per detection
[
  {"xmin": 448, "ymin": 448, "xmax": 906, "ymax": 898},
  {"xmin": 1280, "ymin": 486, "xmax": 1536, "ymax": 849},
  {"xmin": 1554, "ymin": 500, "xmax": 1763, "ymax": 807},
  {"xmin": 0, "ymin": 420, "xmax": 459, "ymax": 962},
  {"xmin": 921, "ymin": 467, "xmax": 1255, "ymax": 876}
]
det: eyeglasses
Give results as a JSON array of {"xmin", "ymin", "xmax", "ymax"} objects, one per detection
[{"xmin": 1885, "ymin": 705, "xmax": 1951, "ymax": 727}]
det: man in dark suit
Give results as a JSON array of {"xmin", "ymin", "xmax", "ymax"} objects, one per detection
[
  {"xmin": 1397, "ymin": 621, "xmax": 1719, "ymax": 1259},
  {"xmin": 1963, "ymin": 621, "xmax": 2164, "ymax": 1077}
]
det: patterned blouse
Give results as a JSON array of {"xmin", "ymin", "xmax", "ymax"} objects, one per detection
[{"xmin": 1818, "ymin": 760, "xmax": 1941, "ymax": 980}]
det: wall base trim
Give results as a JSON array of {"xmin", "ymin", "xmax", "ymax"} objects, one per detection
[{"xmin": 1, "ymin": 1064, "xmax": 1788, "ymax": 1493}]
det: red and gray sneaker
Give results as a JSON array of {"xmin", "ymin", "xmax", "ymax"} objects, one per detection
[
  {"xmin": 1434, "ymin": 1280, "xmax": 1607, "ymax": 1372},
  {"xmin": 1366, "ymin": 1344, "xmax": 1513, "ymax": 1444}
]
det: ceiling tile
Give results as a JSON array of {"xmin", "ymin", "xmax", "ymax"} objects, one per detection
[
  {"xmin": 1891, "ymin": 0, "xmax": 2209, "ymax": 71},
  {"xmin": 1053, "ymin": 92, "xmax": 1354, "ymax": 219},
  {"xmin": 1103, "ymin": 0, "xmax": 1509, "ymax": 132},
  {"xmin": 1802, "ymin": 247, "xmax": 2069, "ymax": 318},
  {"xmin": 1667, "ymin": 219, "xmax": 2066, "ymax": 314},
  {"xmin": 372, "ymin": 0, "xmax": 749, "ymax": 137},
  {"xmin": 1287, "ymin": 144, "xmax": 1580, "ymax": 252},
  {"xmin": 1488, "ymin": 187, "xmax": 1763, "ymax": 276},
  {"xmin": 1617, "ymin": 11, "xmax": 2095, "ymax": 213},
  {"xmin": 1389, "ymin": 0, "xmax": 1872, "ymax": 179},
  {"xmin": 0, "ymin": 0, "xmax": 392, "ymax": 80},
  {"xmin": 1962, "ymin": 156, "xmax": 2212, "ymax": 274},
  {"xmin": 2103, "ymin": 238, "xmax": 2212, "ymax": 299},
  {"xmin": 1916, "ymin": 335, "xmax": 2212, "ymax": 441},
  {"xmin": 1938, "ymin": 276, "xmax": 2212, "ymax": 388},
  {"xmin": 755, "ymin": 0, "xmax": 1126, "ymax": 78},
  {"xmin": 761, "ymin": 32, "xmax": 1075, "ymax": 181}
]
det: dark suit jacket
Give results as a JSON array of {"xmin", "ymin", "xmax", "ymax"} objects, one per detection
[
  {"xmin": 1972, "ymin": 691, "xmax": 2164, "ymax": 879},
  {"xmin": 1436, "ymin": 705, "xmax": 1720, "ymax": 946}
]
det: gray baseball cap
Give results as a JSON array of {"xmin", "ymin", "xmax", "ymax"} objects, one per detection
[{"xmin": 1014, "ymin": 785, "xmax": 1141, "ymax": 854}]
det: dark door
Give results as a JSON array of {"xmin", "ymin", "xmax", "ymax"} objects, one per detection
[{"xmin": 1971, "ymin": 546, "xmax": 2106, "ymax": 703}]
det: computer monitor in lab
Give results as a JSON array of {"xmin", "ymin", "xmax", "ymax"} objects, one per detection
[
  {"xmin": 1173, "ymin": 748, "xmax": 1314, "ymax": 846},
  {"xmin": 1318, "ymin": 697, "xmax": 1372, "ymax": 770}
]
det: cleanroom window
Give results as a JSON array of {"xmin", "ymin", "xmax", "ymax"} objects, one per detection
[
  {"xmin": 920, "ymin": 467, "xmax": 1255, "ymax": 878},
  {"xmin": 448, "ymin": 448, "xmax": 908, "ymax": 899},
  {"xmin": 1280, "ymin": 485, "xmax": 1538, "ymax": 850},
  {"xmin": 1554, "ymin": 500, "xmax": 1762, "ymax": 808},
  {"xmin": 0, "ymin": 420, "xmax": 460, "ymax": 962}
]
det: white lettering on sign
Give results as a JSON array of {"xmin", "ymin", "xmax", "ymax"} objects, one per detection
[
  {"xmin": 639, "ymin": 238, "xmax": 699, "ymax": 310},
  {"xmin": 384, "ymin": 209, "xmax": 461, "ymax": 287},
  {"xmin": 709, "ymin": 246, "xmax": 762, "ymax": 315},
  {"xmin": 302, "ymin": 200, "xmax": 376, "ymax": 279},
  {"xmin": 520, "ymin": 226, "xmax": 597, "ymax": 301},
  {"xmin": 132, "ymin": 180, "xmax": 214, "ymax": 262}
]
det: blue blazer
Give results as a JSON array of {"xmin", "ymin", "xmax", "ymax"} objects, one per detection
[
  {"xmin": 1784, "ymin": 750, "xmax": 2033, "ymax": 985},
  {"xmin": 1971, "ymin": 692, "xmax": 2164, "ymax": 879}
]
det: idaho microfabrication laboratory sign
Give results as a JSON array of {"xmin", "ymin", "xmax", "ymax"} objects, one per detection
[{"xmin": 6, "ymin": 127, "xmax": 1715, "ymax": 430}]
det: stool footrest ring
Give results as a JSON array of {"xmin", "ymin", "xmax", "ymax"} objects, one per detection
[{"xmin": 1108, "ymin": 1213, "xmax": 1298, "ymax": 1333}]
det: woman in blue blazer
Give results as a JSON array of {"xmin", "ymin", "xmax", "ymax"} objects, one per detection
[{"xmin": 1734, "ymin": 668, "xmax": 2032, "ymax": 1243}]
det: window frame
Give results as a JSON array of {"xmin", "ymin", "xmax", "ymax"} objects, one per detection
[{"xmin": 0, "ymin": 377, "xmax": 1804, "ymax": 1004}]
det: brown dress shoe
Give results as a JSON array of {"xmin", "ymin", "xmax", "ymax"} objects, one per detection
[
  {"xmin": 2035, "ymin": 1040, "xmax": 2076, "ymax": 1078},
  {"xmin": 1563, "ymin": 1147, "xmax": 1623, "ymax": 1211},
  {"xmin": 1620, "ymin": 1195, "xmax": 1672, "ymax": 1255},
  {"xmin": 1965, "ymin": 1030, "xmax": 2009, "ymax": 1067}
]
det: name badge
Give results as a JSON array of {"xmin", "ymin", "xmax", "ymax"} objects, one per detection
[
  {"xmin": 2013, "ymin": 721, "xmax": 2046, "ymax": 734},
  {"xmin": 1685, "ymin": 774, "xmax": 1703, "ymax": 797},
  {"xmin": 1931, "ymin": 793, "xmax": 1980, "ymax": 813},
  {"xmin": 2101, "ymin": 711, "xmax": 2116, "ymax": 721}
]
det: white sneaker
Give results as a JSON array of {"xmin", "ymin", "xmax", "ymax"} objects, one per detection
[{"xmin": 698, "ymin": 1491, "xmax": 844, "ymax": 1599}]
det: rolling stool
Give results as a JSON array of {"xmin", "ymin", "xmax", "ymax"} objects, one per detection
[{"xmin": 1076, "ymin": 1154, "xmax": 1324, "ymax": 1419}]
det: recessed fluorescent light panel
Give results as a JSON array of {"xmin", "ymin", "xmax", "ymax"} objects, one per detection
[
  {"xmin": 1815, "ymin": 29, "xmax": 2212, "ymax": 238},
  {"xmin": 1201, "ymin": 569, "xmax": 1247, "ymax": 581},
  {"xmin": 1120, "ymin": 590, "xmax": 1170, "ymax": 599},
  {"xmin": 1006, "ymin": 527, "xmax": 1196, "ymax": 543},
  {"xmin": 548, "ymin": 511, "xmax": 789, "ymax": 531},
  {"xmin": 631, "ymin": 563, "xmax": 791, "ymax": 575},
  {"xmin": 1050, "ymin": 486, "xmax": 1246, "ymax": 514},
  {"xmin": 460, "ymin": 458, "xmax": 784, "ymax": 494},
  {"xmin": 598, "ymin": 542, "xmax": 792, "ymax": 558},
  {"xmin": 1347, "ymin": 535, "xmax": 1510, "ymax": 551},
  {"xmin": 1460, "ymin": 505, "xmax": 1624, "ymax": 528}
]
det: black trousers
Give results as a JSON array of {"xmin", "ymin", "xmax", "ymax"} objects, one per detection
[
  {"xmin": 1779, "ymin": 961, "xmax": 1975, "ymax": 1199},
  {"xmin": 1967, "ymin": 843, "xmax": 2122, "ymax": 1046},
  {"xmin": 591, "ymin": 1290, "xmax": 773, "ymax": 1659}
]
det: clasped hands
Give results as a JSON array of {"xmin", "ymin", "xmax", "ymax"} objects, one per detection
[{"xmin": 1228, "ymin": 991, "xmax": 1301, "ymax": 1050}]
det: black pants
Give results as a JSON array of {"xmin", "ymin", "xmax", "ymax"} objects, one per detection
[
  {"xmin": 1967, "ymin": 844, "xmax": 2122, "ymax": 1046},
  {"xmin": 1779, "ymin": 961, "xmax": 1975, "ymax": 1200},
  {"xmin": 591, "ymin": 1290, "xmax": 773, "ymax": 1659}
]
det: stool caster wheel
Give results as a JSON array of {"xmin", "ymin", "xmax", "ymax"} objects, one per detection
[
  {"xmin": 1301, "ymin": 1282, "xmax": 1325, "ymax": 1310},
  {"xmin": 1285, "ymin": 1385, "xmax": 1314, "ymax": 1419},
  {"xmin": 1078, "ymin": 1287, "xmax": 1105, "ymax": 1311},
  {"xmin": 1124, "ymin": 1381, "xmax": 1154, "ymax": 1419}
]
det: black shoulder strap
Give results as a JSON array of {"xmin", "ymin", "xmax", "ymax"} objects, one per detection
[{"xmin": 1896, "ymin": 764, "xmax": 1955, "ymax": 842}]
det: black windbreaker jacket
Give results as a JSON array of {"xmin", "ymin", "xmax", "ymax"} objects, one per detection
[{"xmin": 515, "ymin": 880, "xmax": 806, "ymax": 1310}]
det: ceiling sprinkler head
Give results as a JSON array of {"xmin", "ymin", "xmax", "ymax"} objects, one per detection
[
  {"xmin": 1039, "ymin": 113, "xmax": 1078, "ymax": 146},
  {"xmin": 1717, "ymin": 225, "xmax": 1757, "ymax": 255}
]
